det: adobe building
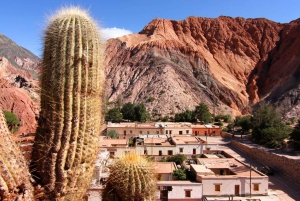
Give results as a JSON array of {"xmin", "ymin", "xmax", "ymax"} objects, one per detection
[
  {"xmin": 153, "ymin": 162, "xmax": 177, "ymax": 181},
  {"xmin": 190, "ymin": 157, "xmax": 268, "ymax": 197},
  {"xmin": 191, "ymin": 124, "xmax": 221, "ymax": 136}
]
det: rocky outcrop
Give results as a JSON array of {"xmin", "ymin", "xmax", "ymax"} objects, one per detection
[
  {"xmin": 105, "ymin": 16, "xmax": 297, "ymax": 117},
  {"xmin": 0, "ymin": 56, "xmax": 39, "ymax": 134}
]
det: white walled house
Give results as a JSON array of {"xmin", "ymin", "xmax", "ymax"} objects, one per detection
[
  {"xmin": 157, "ymin": 181, "xmax": 202, "ymax": 201},
  {"xmin": 135, "ymin": 137, "xmax": 177, "ymax": 157},
  {"xmin": 171, "ymin": 136, "xmax": 219, "ymax": 156},
  {"xmin": 191, "ymin": 158, "xmax": 268, "ymax": 197}
]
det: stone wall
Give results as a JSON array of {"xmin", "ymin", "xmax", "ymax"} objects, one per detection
[{"xmin": 230, "ymin": 140, "xmax": 300, "ymax": 190}]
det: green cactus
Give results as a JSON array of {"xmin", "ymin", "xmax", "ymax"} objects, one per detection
[
  {"xmin": 32, "ymin": 6, "xmax": 104, "ymax": 200},
  {"xmin": 103, "ymin": 153, "xmax": 157, "ymax": 201},
  {"xmin": 0, "ymin": 109, "xmax": 33, "ymax": 200}
]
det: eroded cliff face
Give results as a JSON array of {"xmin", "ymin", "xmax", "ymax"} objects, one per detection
[
  {"xmin": 105, "ymin": 16, "xmax": 298, "ymax": 117},
  {"xmin": 0, "ymin": 56, "xmax": 39, "ymax": 134}
]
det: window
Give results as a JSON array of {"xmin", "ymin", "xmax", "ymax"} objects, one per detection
[
  {"xmin": 186, "ymin": 130, "xmax": 189, "ymax": 134},
  {"xmin": 185, "ymin": 190, "xmax": 191, "ymax": 197},
  {"xmin": 168, "ymin": 150, "xmax": 173, "ymax": 155},
  {"xmin": 179, "ymin": 131, "xmax": 183, "ymax": 135},
  {"xmin": 156, "ymin": 131, "xmax": 159, "ymax": 134},
  {"xmin": 253, "ymin": 184, "xmax": 259, "ymax": 191},
  {"xmin": 139, "ymin": 131, "xmax": 142, "ymax": 134},
  {"xmin": 215, "ymin": 184, "xmax": 221, "ymax": 191},
  {"xmin": 124, "ymin": 131, "xmax": 126, "ymax": 135},
  {"xmin": 193, "ymin": 148, "xmax": 196, "ymax": 154},
  {"xmin": 109, "ymin": 152, "xmax": 115, "ymax": 158},
  {"xmin": 179, "ymin": 148, "xmax": 183, "ymax": 153},
  {"xmin": 166, "ymin": 130, "xmax": 168, "ymax": 134},
  {"xmin": 169, "ymin": 130, "xmax": 172, "ymax": 134},
  {"xmin": 147, "ymin": 131, "xmax": 150, "ymax": 134},
  {"xmin": 159, "ymin": 150, "xmax": 162, "ymax": 156},
  {"xmin": 130, "ymin": 130, "xmax": 132, "ymax": 134}
]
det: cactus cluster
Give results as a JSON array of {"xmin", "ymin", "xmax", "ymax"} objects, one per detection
[
  {"xmin": 31, "ymin": 6, "xmax": 104, "ymax": 200},
  {"xmin": 0, "ymin": 109, "xmax": 33, "ymax": 200},
  {"xmin": 103, "ymin": 153, "xmax": 157, "ymax": 201}
]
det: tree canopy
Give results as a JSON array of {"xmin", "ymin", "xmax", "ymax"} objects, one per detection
[
  {"xmin": 105, "ymin": 108, "xmax": 123, "ymax": 122},
  {"xmin": 3, "ymin": 110, "xmax": 20, "ymax": 133},
  {"xmin": 194, "ymin": 103, "xmax": 212, "ymax": 124}
]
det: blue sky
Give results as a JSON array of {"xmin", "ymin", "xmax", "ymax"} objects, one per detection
[{"xmin": 1, "ymin": 0, "xmax": 299, "ymax": 57}]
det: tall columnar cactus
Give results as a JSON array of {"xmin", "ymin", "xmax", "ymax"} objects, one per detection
[
  {"xmin": 0, "ymin": 109, "xmax": 33, "ymax": 200},
  {"xmin": 32, "ymin": 7, "xmax": 104, "ymax": 200},
  {"xmin": 103, "ymin": 153, "xmax": 157, "ymax": 201}
]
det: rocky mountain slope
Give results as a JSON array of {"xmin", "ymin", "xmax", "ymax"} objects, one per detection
[
  {"xmin": 104, "ymin": 16, "xmax": 300, "ymax": 118},
  {"xmin": 0, "ymin": 56, "xmax": 39, "ymax": 134},
  {"xmin": 0, "ymin": 33, "xmax": 40, "ymax": 78},
  {"xmin": 0, "ymin": 33, "xmax": 40, "ymax": 134}
]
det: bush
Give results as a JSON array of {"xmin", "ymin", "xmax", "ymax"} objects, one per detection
[
  {"xmin": 3, "ymin": 110, "xmax": 20, "ymax": 133},
  {"xmin": 108, "ymin": 130, "xmax": 119, "ymax": 139},
  {"xmin": 166, "ymin": 154, "xmax": 187, "ymax": 165},
  {"xmin": 173, "ymin": 169, "xmax": 186, "ymax": 180}
]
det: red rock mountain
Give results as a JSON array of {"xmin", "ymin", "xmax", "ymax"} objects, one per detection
[
  {"xmin": 104, "ymin": 16, "xmax": 300, "ymax": 118},
  {"xmin": 0, "ymin": 56, "xmax": 39, "ymax": 134}
]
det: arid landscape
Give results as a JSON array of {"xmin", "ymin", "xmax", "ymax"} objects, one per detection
[{"xmin": 1, "ymin": 3, "xmax": 300, "ymax": 200}]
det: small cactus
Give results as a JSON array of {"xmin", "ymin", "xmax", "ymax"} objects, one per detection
[
  {"xmin": 32, "ymin": 6, "xmax": 104, "ymax": 200},
  {"xmin": 0, "ymin": 109, "xmax": 33, "ymax": 200},
  {"xmin": 103, "ymin": 153, "xmax": 157, "ymax": 201}
]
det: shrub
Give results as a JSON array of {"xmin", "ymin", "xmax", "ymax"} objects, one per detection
[
  {"xmin": 173, "ymin": 169, "xmax": 186, "ymax": 180},
  {"xmin": 3, "ymin": 110, "xmax": 20, "ymax": 133}
]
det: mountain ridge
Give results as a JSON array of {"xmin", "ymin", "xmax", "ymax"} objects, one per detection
[{"xmin": 104, "ymin": 16, "xmax": 300, "ymax": 119}]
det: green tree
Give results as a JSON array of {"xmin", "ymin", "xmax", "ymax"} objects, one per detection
[
  {"xmin": 166, "ymin": 154, "xmax": 187, "ymax": 165},
  {"xmin": 121, "ymin": 102, "xmax": 136, "ymax": 121},
  {"xmin": 134, "ymin": 103, "xmax": 149, "ymax": 122},
  {"xmin": 161, "ymin": 115, "xmax": 169, "ymax": 122},
  {"xmin": 175, "ymin": 110, "xmax": 195, "ymax": 122},
  {"xmin": 194, "ymin": 103, "xmax": 212, "ymax": 124},
  {"xmin": 290, "ymin": 119, "xmax": 300, "ymax": 141},
  {"xmin": 235, "ymin": 115, "xmax": 253, "ymax": 133},
  {"xmin": 108, "ymin": 130, "xmax": 119, "ymax": 139},
  {"xmin": 3, "ymin": 110, "xmax": 20, "ymax": 133},
  {"xmin": 251, "ymin": 104, "xmax": 292, "ymax": 145},
  {"xmin": 105, "ymin": 108, "xmax": 123, "ymax": 122},
  {"xmin": 173, "ymin": 169, "xmax": 186, "ymax": 180}
]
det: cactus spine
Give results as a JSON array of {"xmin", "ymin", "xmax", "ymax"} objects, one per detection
[
  {"xmin": 32, "ymin": 7, "xmax": 103, "ymax": 200},
  {"xmin": 103, "ymin": 153, "xmax": 157, "ymax": 201},
  {"xmin": 0, "ymin": 109, "xmax": 33, "ymax": 200}
]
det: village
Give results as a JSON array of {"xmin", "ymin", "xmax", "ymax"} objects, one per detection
[{"xmin": 85, "ymin": 122, "xmax": 278, "ymax": 201}]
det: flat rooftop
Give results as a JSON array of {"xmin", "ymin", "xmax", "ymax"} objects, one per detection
[
  {"xmin": 143, "ymin": 138, "xmax": 173, "ymax": 146},
  {"xmin": 157, "ymin": 180, "xmax": 202, "ymax": 186},
  {"xmin": 172, "ymin": 136, "xmax": 205, "ymax": 144},
  {"xmin": 99, "ymin": 139, "xmax": 127, "ymax": 147},
  {"xmin": 196, "ymin": 158, "xmax": 264, "ymax": 177},
  {"xmin": 153, "ymin": 162, "xmax": 177, "ymax": 174}
]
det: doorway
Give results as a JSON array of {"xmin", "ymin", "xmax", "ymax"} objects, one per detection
[{"xmin": 234, "ymin": 185, "xmax": 239, "ymax": 195}]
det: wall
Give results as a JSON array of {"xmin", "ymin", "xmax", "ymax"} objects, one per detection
[
  {"xmin": 231, "ymin": 140, "xmax": 300, "ymax": 190},
  {"xmin": 201, "ymin": 176, "xmax": 268, "ymax": 196},
  {"xmin": 157, "ymin": 181, "xmax": 202, "ymax": 200}
]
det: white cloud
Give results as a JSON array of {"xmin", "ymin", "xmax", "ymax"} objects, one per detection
[{"xmin": 100, "ymin": 27, "xmax": 133, "ymax": 41}]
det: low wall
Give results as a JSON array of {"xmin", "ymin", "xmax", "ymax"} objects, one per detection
[
  {"xmin": 221, "ymin": 132, "xmax": 251, "ymax": 139},
  {"xmin": 230, "ymin": 140, "xmax": 300, "ymax": 190}
]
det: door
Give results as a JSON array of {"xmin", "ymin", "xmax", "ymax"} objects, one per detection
[
  {"xmin": 193, "ymin": 148, "xmax": 196, "ymax": 154},
  {"xmin": 160, "ymin": 190, "xmax": 168, "ymax": 201},
  {"xmin": 234, "ymin": 185, "xmax": 239, "ymax": 195}
]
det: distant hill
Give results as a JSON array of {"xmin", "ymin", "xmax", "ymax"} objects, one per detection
[{"xmin": 0, "ymin": 33, "xmax": 40, "ymax": 79}]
